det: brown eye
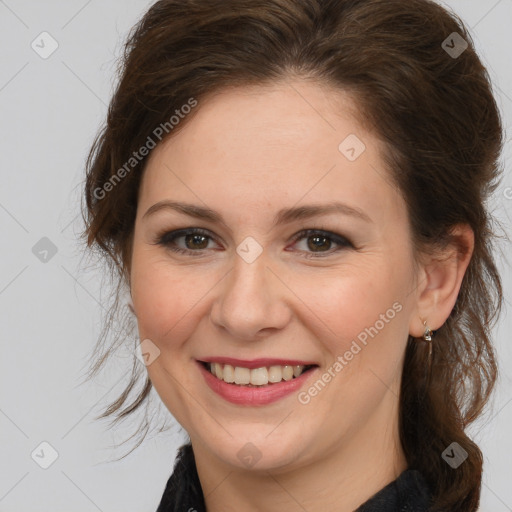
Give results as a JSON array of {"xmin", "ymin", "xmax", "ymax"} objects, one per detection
[
  {"xmin": 183, "ymin": 233, "xmax": 209, "ymax": 250},
  {"xmin": 290, "ymin": 229, "xmax": 353, "ymax": 259},
  {"xmin": 155, "ymin": 228, "xmax": 218, "ymax": 256},
  {"xmin": 307, "ymin": 234, "xmax": 332, "ymax": 252},
  {"xmin": 154, "ymin": 227, "xmax": 353, "ymax": 258}
]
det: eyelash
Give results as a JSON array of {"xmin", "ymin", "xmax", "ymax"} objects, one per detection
[{"xmin": 153, "ymin": 227, "xmax": 354, "ymax": 259}]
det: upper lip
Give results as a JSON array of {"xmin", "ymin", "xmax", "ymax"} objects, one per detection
[{"xmin": 198, "ymin": 357, "xmax": 318, "ymax": 369}]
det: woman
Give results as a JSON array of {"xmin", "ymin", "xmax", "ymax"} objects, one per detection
[{"xmin": 81, "ymin": 0, "xmax": 505, "ymax": 510}]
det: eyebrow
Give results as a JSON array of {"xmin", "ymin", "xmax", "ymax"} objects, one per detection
[{"xmin": 143, "ymin": 200, "xmax": 372, "ymax": 226}]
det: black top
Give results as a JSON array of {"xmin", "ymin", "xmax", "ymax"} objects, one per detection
[{"xmin": 156, "ymin": 443, "xmax": 434, "ymax": 511}]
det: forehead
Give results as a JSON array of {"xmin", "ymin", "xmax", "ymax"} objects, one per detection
[{"xmin": 139, "ymin": 80, "xmax": 404, "ymax": 228}]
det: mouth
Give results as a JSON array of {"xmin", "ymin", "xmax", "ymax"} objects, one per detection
[{"xmin": 198, "ymin": 360, "xmax": 318, "ymax": 387}]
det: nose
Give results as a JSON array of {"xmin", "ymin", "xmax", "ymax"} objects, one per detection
[{"xmin": 209, "ymin": 247, "xmax": 292, "ymax": 341}]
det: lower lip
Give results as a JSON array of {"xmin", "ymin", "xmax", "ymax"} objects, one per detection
[{"xmin": 197, "ymin": 361, "xmax": 318, "ymax": 406}]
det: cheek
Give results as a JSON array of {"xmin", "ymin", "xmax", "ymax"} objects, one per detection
[
  {"xmin": 288, "ymin": 260, "xmax": 410, "ymax": 362},
  {"xmin": 130, "ymin": 232, "xmax": 414, "ymax": 362},
  {"xmin": 295, "ymin": 265, "xmax": 410, "ymax": 413},
  {"xmin": 130, "ymin": 250, "xmax": 204, "ymax": 345}
]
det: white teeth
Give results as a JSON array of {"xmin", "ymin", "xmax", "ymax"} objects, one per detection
[
  {"xmin": 234, "ymin": 366, "xmax": 251, "ymax": 385},
  {"xmin": 282, "ymin": 365, "xmax": 294, "ymax": 381},
  {"xmin": 207, "ymin": 363, "xmax": 308, "ymax": 386},
  {"xmin": 250, "ymin": 367, "xmax": 268, "ymax": 386},
  {"xmin": 268, "ymin": 365, "xmax": 283, "ymax": 383},
  {"xmin": 223, "ymin": 364, "xmax": 235, "ymax": 383}
]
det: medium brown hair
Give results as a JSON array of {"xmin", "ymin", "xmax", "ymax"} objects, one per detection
[{"xmin": 81, "ymin": 1, "xmax": 505, "ymax": 509}]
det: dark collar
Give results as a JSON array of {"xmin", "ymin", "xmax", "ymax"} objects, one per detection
[{"xmin": 156, "ymin": 443, "xmax": 434, "ymax": 512}]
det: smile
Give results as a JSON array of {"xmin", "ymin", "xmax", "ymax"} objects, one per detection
[
  {"xmin": 196, "ymin": 358, "xmax": 319, "ymax": 406},
  {"xmin": 205, "ymin": 362, "xmax": 314, "ymax": 386}
]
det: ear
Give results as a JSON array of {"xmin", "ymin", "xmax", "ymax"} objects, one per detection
[{"xmin": 409, "ymin": 224, "xmax": 474, "ymax": 337}]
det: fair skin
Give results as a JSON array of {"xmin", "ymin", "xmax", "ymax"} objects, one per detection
[{"xmin": 128, "ymin": 79, "xmax": 473, "ymax": 511}]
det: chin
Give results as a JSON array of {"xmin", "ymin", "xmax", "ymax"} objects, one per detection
[{"xmin": 194, "ymin": 426, "xmax": 313, "ymax": 473}]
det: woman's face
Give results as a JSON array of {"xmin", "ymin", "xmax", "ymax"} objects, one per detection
[{"xmin": 129, "ymin": 79, "xmax": 422, "ymax": 472}]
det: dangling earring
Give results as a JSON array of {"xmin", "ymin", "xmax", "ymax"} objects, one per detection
[{"xmin": 422, "ymin": 319, "xmax": 433, "ymax": 374}]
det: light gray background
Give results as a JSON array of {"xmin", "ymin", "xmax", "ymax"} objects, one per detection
[{"xmin": 0, "ymin": 1, "xmax": 511, "ymax": 511}]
